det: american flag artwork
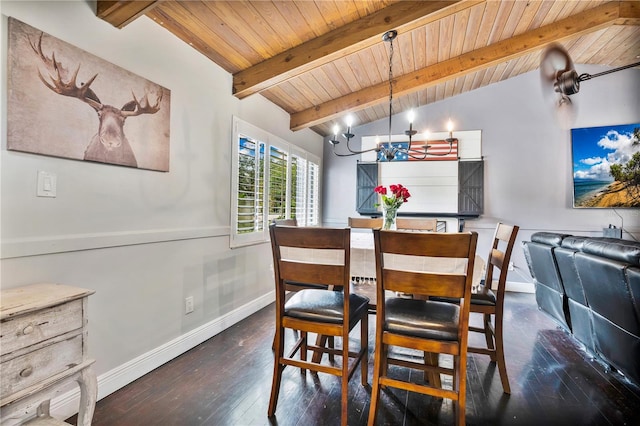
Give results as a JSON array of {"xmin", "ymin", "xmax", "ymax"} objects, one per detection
[{"xmin": 377, "ymin": 139, "xmax": 458, "ymax": 161}]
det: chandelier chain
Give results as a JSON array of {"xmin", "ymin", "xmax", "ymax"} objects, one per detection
[{"xmin": 387, "ymin": 36, "xmax": 394, "ymax": 146}]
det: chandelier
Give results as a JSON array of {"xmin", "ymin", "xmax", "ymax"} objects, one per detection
[{"xmin": 329, "ymin": 30, "xmax": 457, "ymax": 161}]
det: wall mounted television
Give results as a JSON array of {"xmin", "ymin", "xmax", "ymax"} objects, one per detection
[{"xmin": 571, "ymin": 122, "xmax": 640, "ymax": 208}]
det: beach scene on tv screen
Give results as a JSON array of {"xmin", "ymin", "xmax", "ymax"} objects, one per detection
[{"xmin": 572, "ymin": 123, "xmax": 640, "ymax": 208}]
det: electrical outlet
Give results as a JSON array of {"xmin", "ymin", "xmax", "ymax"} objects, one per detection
[
  {"xmin": 185, "ymin": 296, "xmax": 194, "ymax": 314},
  {"xmin": 508, "ymin": 261, "xmax": 514, "ymax": 271}
]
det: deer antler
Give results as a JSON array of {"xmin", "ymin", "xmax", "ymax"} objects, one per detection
[
  {"xmin": 121, "ymin": 91, "xmax": 163, "ymax": 117},
  {"xmin": 29, "ymin": 32, "xmax": 101, "ymax": 110}
]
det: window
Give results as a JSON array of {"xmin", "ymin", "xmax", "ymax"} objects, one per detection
[{"xmin": 231, "ymin": 117, "xmax": 321, "ymax": 247}]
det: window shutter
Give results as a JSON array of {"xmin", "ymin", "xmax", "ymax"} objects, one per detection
[
  {"xmin": 458, "ymin": 160, "xmax": 484, "ymax": 215},
  {"xmin": 268, "ymin": 145, "xmax": 288, "ymax": 221},
  {"xmin": 356, "ymin": 162, "xmax": 378, "ymax": 214},
  {"xmin": 307, "ymin": 160, "xmax": 320, "ymax": 225},
  {"xmin": 237, "ymin": 136, "xmax": 265, "ymax": 234}
]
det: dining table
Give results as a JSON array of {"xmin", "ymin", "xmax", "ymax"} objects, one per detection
[
  {"xmin": 280, "ymin": 228, "xmax": 485, "ymax": 366},
  {"xmin": 281, "ymin": 229, "xmax": 486, "ymax": 309}
]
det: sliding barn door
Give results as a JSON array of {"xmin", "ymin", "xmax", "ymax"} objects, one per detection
[
  {"xmin": 458, "ymin": 160, "xmax": 484, "ymax": 215},
  {"xmin": 356, "ymin": 162, "xmax": 378, "ymax": 214}
]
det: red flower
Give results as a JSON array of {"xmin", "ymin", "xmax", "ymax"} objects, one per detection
[
  {"xmin": 374, "ymin": 185, "xmax": 387, "ymax": 195},
  {"xmin": 374, "ymin": 183, "xmax": 411, "ymax": 209}
]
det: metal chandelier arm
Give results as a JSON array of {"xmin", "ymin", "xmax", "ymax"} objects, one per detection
[{"xmin": 329, "ymin": 138, "xmax": 381, "ymax": 157}]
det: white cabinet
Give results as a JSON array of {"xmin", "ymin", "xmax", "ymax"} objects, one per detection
[{"xmin": 1, "ymin": 284, "xmax": 97, "ymax": 425}]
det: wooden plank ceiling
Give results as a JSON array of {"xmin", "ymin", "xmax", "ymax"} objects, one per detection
[{"xmin": 97, "ymin": 0, "xmax": 639, "ymax": 136}]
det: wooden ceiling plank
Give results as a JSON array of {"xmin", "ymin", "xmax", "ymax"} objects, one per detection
[
  {"xmin": 487, "ymin": 0, "xmax": 515, "ymax": 45},
  {"xmin": 232, "ymin": 0, "xmax": 484, "ymax": 98},
  {"xmin": 598, "ymin": 27, "xmax": 640, "ymax": 66},
  {"xmin": 473, "ymin": 0, "xmax": 500, "ymax": 49},
  {"xmin": 461, "ymin": 2, "xmax": 485, "ymax": 53},
  {"xmin": 426, "ymin": 21, "xmax": 441, "ymax": 66},
  {"xmin": 398, "ymin": 32, "xmax": 415, "ymax": 76},
  {"xmin": 412, "ymin": 27, "xmax": 428, "ymax": 70},
  {"xmin": 96, "ymin": 1, "xmax": 159, "ymax": 28},
  {"xmin": 201, "ymin": 1, "xmax": 280, "ymax": 60},
  {"xmin": 146, "ymin": 6, "xmax": 247, "ymax": 72},
  {"xmin": 585, "ymin": 25, "xmax": 630, "ymax": 64},
  {"xmin": 438, "ymin": 15, "xmax": 456, "ymax": 61},
  {"xmin": 512, "ymin": 0, "xmax": 544, "ymax": 34},
  {"xmin": 290, "ymin": 1, "xmax": 625, "ymax": 130}
]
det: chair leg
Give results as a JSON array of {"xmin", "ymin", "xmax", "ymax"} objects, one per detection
[
  {"xmin": 495, "ymin": 314, "xmax": 511, "ymax": 394},
  {"xmin": 341, "ymin": 333, "xmax": 349, "ymax": 426},
  {"xmin": 367, "ymin": 340, "xmax": 384, "ymax": 426},
  {"xmin": 454, "ymin": 353, "xmax": 467, "ymax": 426},
  {"xmin": 268, "ymin": 329, "xmax": 284, "ymax": 417},
  {"xmin": 361, "ymin": 313, "xmax": 368, "ymax": 386}
]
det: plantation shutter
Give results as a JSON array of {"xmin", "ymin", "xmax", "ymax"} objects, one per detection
[
  {"xmin": 268, "ymin": 145, "xmax": 288, "ymax": 221},
  {"xmin": 237, "ymin": 136, "xmax": 265, "ymax": 235}
]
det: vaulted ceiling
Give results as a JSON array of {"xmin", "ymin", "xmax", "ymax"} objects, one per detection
[{"xmin": 96, "ymin": 1, "xmax": 640, "ymax": 136}]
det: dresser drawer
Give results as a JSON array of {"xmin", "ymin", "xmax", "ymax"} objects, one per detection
[
  {"xmin": 0, "ymin": 299, "xmax": 83, "ymax": 354},
  {"xmin": 1, "ymin": 333, "xmax": 83, "ymax": 397}
]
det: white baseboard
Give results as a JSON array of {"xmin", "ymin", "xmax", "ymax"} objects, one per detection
[{"xmin": 50, "ymin": 291, "xmax": 275, "ymax": 421}]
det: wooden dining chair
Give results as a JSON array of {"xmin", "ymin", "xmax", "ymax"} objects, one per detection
[
  {"xmin": 432, "ymin": 223, "xmax": 519, "ymax": 394},
  {"xmin": 268, "ymin": 224, "xmax": 369, "ymax": 426},
  {"xmin": 396, "ymin": 217, "xmax": 438, "ymax": 231},
  {"xmin": 348, "ymin": 217, "xmax": 383, "ymax": 229},
  {"xmin": 368, "ymin": 229, "xmax": 478, "ymax": 426},
  {"xmin": 467, "ymin": 223, "xmax": 519, "ymax": 393},
  {"xmin": 272, "ymin": 218, "xmax": 297, "ymax": 226}
]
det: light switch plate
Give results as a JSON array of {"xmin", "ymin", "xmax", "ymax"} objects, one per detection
[{"xmin": 37, "ymin": 171, "xmax": 57, "ymax": 198}]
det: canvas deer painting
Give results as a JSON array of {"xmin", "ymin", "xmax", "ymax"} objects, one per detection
[{"xmin": 7, "ymin": 18, "xmax": 171, "ymax": 171}]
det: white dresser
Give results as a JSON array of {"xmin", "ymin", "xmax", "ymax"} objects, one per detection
[{"xmin": 0, "ymin": 283, "xmax": 97, "ymax": 426}]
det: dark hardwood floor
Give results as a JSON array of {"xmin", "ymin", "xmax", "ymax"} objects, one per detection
[{"xmin": 70, "ymin": 292, "xmax": 640, "ymax": 425}]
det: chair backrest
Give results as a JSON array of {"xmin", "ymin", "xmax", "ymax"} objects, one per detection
[
  {"xmin": 273, "ymin": 218, "xmax": 298, "ymax": 226},
  {"xmin": 373, "ymin": 229, "xmax": 478, "ymax": 303},
  {"xmin": 269, "ymin": 224, "xmax": 352, "ymax": 300},
  {"xmin": 348, "ymin": 217, "xmax": 382, "ymax": 229},
  {"xmin": 396, "ymin": 218, "xmax": 437, "ymax": 231},
  {"xmin": 485, "ymin": 223, "xmax": 519, "ymax": 298}
]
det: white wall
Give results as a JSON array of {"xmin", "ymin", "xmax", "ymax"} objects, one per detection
[
  {"xmin": 323, "ymin": 63, "xmax": 640, "ymax": 284},
  {"xmin": 0, "ymin": 0, "xmax": 323, "ymax": 415}
]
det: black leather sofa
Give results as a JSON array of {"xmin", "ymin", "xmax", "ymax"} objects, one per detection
[{"xmin": 523, "ymin": 232, "xmax": 640, "ymax": 386}]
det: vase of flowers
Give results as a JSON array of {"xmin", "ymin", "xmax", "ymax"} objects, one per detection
[{"xmin": 374, "ymin": 184, "xmax": 411, "ymax": 230}]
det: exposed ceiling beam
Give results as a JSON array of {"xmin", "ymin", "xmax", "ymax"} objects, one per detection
[
  {"xmin": 232, "ymin": 0, "xmax": 484, "ymax": 99},
  {"xmin": 96, "ymin": 1, "xmax": 160, "ymax": 29},
  {"xmin": 290, "ymin": 1, "xmax": 639, "ymax": 131}
]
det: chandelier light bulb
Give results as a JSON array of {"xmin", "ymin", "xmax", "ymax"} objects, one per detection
[
  {"xmin": 345, "ymin": 115, "xmax": 354, "ymax": 128},
  {"xmin": 332, "ymin": 124, "xmax": 339, "ymax": 137},
  {"xmin": 447, "ymin": 119, "xmax": 454, "ymax": 132},
  {"xmin": 407, "ymin": 110, "xmax": 415, "ymax": 124}
]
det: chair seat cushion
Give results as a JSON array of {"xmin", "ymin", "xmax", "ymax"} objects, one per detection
[
  {"xmin": 285, "ymin": 289, "xmax": 369, "ymax": 326},
  {"xmin": 385, "ymin": 298, "xmax": 460, "ymax": 341},
  {"xmin": 430, "ymin": 288, "xmax": 497, "ymax": 307}
]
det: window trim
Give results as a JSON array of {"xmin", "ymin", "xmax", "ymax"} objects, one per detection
[{"xmin": 230, "ymin": 116, "xmax": 321, "ymax": 248}]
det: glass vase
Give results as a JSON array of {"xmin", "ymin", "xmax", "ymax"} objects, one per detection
[{"xmin": 382, "ymin": 205, "xmax": 398, "ymax": 230}]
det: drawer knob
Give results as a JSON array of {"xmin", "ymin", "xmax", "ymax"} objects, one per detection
[
  {"xmin": 19, "ymin": 367, "xmax": 33, "ymax": 378},
  {"xmin": 22, "ymin": 325, "xmax": 35, "ymax": 335}
]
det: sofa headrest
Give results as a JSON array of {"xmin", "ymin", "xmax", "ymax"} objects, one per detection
[
  {"xmin": 560, "ymin": 236, "xmax": 588, "ymax": 251},
  {"xmin": 531, "ymin": 232, "xmax": 571, "ymax": 247},
  {"xmin": 582, "ymin": 239, "xmax": 640, "ymax": 265}
]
